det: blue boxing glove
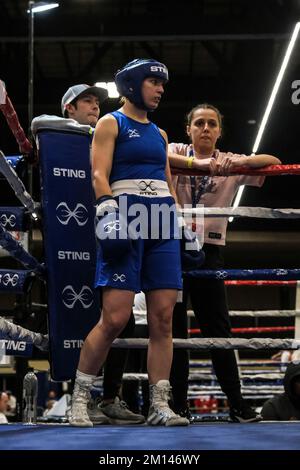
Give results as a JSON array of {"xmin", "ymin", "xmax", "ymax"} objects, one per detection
[
  {"xmin": 178, "ymin": 215, "xmax": 205, "ymax": 271},
  {"xmin": 95, "ymin": 195, "xmax": 132, "ymax": 262}
]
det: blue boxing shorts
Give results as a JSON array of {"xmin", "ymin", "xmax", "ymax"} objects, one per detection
[{"xmin": 94, "ymin": 179, "xmax": 182, "ymax": 292}]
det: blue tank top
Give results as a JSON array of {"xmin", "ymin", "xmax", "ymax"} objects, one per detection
[{"xmin": 109, "ymin": 111, "xmax": 167, "ymax": 184}]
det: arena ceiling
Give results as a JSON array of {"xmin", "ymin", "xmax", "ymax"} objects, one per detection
[{"xmin": 0, "ymin": 0, "xmax": 300, "ymax": 225}]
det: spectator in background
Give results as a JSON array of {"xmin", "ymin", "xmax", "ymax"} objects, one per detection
[
  {"xmin": 262, "ymin": 361, "xmax": 300, "ymax": 421},
  {"xmin": 271, "ymin": 350, "xmax": 300, "ymax": 372},
  {"xmin": 45, "ymin": 390, "xmax": 58, "ymax": 409},
  {"xmin": 5, "ymin": 390, "xmax": 16, "ymax": 418},
  {"xmin": 43, "ymin": 399, "xmax": 57, "ymax": 417},
  {"xmin": 0, "ymin": 392, "xmax": 9, "ymax": 424},
  {"xmin": 47, "ymin": 390, "xmax": 58, "ymax": 401}
]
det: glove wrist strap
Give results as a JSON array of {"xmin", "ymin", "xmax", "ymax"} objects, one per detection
[{"xmin": 96, "ymin": 195, "xmax": 119, "ymax": 216}]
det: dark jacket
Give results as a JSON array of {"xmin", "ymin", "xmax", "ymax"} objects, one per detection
[{"xmin": 262, "ymin": 362, "xmax": 300, "ymax": 420}]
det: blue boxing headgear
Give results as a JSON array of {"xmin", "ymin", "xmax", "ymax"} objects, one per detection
[{"xmin": 115, "ymin": 58, "xmax": 169, "ymax": 111}]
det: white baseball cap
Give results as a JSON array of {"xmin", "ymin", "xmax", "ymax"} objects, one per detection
[{"xmin": 61, "ymin": 84, "xmax": 108, "ymax": 116}]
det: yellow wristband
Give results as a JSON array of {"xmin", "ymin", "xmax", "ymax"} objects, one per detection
[{"xmin": 187, "ymin": 156, "xmax": 195, "ymax": 168}]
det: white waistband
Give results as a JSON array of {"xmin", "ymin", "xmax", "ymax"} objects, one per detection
[{"xmin": 111, "ymin": 179, "xmax": 171, "ymax": 198}]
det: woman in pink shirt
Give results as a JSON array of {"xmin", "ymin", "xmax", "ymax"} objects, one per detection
[{"xmin": 168, "ymin": 103, "xmax": 281, "ymax": 422}]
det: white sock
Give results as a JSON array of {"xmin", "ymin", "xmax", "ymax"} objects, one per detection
[{"xmin": 75, "ymin": 369, "xmax": 96, "ymax": 386}]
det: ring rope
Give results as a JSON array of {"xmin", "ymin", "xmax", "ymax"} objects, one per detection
[
  {"xmin": 113, "ymin": 337, "xmax": 300, "ymax": 350},
  {"xmin": 119, "ymin": 372, "xmax": 284, "ymax": 381},
  {"xmin": 0, "ymin": 81, "xmax": 32, "ymax": 155},
  {"xmin": 200, "ymin": 309, "xmax": 298, "ymax": 317},
  {"xmin": 225, "ymin": 280, "xmax": 297, "ymax": 286},
  {"xmin": 0, "ymin": 207, "xmax": 28, "ymax": 232},
  {"xmin": 0, "ymin": 223, "xmax": 44, "ymax": 275},
  {"xmin": 133, "ymin": 309, "xmax": 299, "ymax": 318},
  {"xmin": 172, "ymin": 164, "xmax": 300, "ymax": 177},
  {"xmin": 189, "ymin": 359, "xmax": 291, "ymax": 367},
  {"xmin": 180, "ymin": 206, "xmax": 300, "ymax": 219},
  {"xmin": 189, "ymin": 326, "xmax": 295, "ymax": 334},
  {"xmin": 0, "ymin": 269, "xmax": 35, "ymax": 293},
  {"xmin": 189, "ymin": 386, "xmax": 283, "ymax": 394},
  {"xmin": 1, "ymin": 323, "xmax": 297, "ymax": 354},
  {"xmin": 0, "ymin": 316, "xmax": 48, "ymax": 351},
  {"xmin": 0, "ymin": 150, "xmax": 38, "ymax": 219},
  {"xmin": 185, "ymin": 268, "xmax": 300, "ymax": 280},
  {"xmin": 190, "ymin": 394, "xmax": 278, "ymax": 399}
]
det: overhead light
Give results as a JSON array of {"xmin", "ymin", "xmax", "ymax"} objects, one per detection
[
  {"xmin": 229, "ymin": 21, "xmax": 300, "ymax": 222},
  {"xmin": 95, "ymin": 81, "xmax": 119, "ymax": 98},
  {"xmin": 28, "ymin": 2, "xmax": 59, "ymax": 14}
]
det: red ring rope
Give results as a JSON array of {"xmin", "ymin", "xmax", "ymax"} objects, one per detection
[
  {"xmin": 225, "ymin": 280, "xmax": 297, "ymax": 286},
  {"xmin": 189, "ymin": 326, "xmax": 295, "ymax": 334},
  {"xmin": 172, "ymin": 164, "xmax": 300, "ymax": 177},
  {"xmin": 0, "ymin": 91, "xmax": 32, "ymax": 154}
]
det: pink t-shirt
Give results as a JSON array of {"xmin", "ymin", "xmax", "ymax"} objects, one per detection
[{"xmin": 170, "ymin": 143, "xmax": 265, "ymax": 246}]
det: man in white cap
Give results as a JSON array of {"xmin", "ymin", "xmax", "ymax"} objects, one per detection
[{"xmin": 61, "ymin": 84, "xmax": 108, "ymax": 127}]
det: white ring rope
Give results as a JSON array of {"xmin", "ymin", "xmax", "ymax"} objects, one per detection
[
  {"xmin": 226, "ymin": 309, "xmax": 299, "ymax": 317},
  {"xmin": 133, "ymin": 309, "xmax": 300, "ymax": 319},
  {"xmin": 2, "ymin": 322, "xmax": 297, "ymax": 354},
  {"xmin": 0, "ymin": 151, "xmax": 38, "ymax": 220},
  {"xmin": 0, "ymin": 316, "xmax": 48, "ymax": 351},
  {"xmin": 112, "ymin": 337, "xmax": 300, "ymax": 350},
  {"xmin": 188, "ymin": 386, "xmax": 283, "ymax": 394},
  {"xmin": 119, "ymin": 372, "xmax": 284, "ymax": 381},
  {"xmin": 189, "ymin": 373, "xmax": 284, "ymax": 381},
  {"xmin": 180, "ymin": 206, "xmax": 300, "ymax": 219},
  {"xmin": 189, "ymin": 361, "xmax": 291, "ymax": 371}
]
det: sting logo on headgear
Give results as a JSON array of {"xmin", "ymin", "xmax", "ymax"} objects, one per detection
[{"xmin": 115, "ymin": 58, "xmax": 169, "ymax": 111}]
